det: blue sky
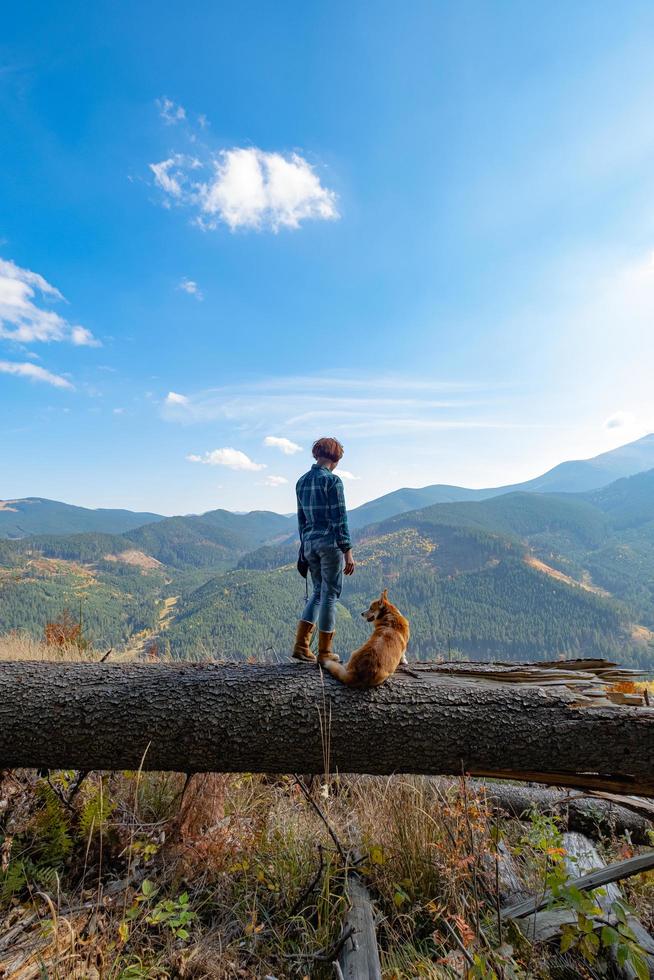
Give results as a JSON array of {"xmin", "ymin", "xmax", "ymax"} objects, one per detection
[{"xmin": 2, "ymin": 1, "xmax": 654, "ymax": 515}]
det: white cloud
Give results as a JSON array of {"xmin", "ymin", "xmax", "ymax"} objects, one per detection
[
  {"xmin": 70, "ymin": 326, "xmax": 99, "ymax": 346},
  {"xmin": 113, "ymin": 407, "xmax": 125, "ymax": 415},
  {"xmin": 264, "ymin": 435, "xmax": 302, "ymax": 455},
  {"xmin": 0, "ymin": 258, "xmax": 99, "ymax": 346},
  {"xmin": 186, "ymin": 447, "xmax": 266, "ymax": 471},
  {"xmin": 150, "ymin": 157, "xmax": 187, "ymax": 198},
  {"xmin": 604, "ymin": 411, "xmax": 635, "ymax": 430},
  {"xmin": 149, "ymin": 146, "xmax": 338, "ymax": 232},
  {"xmin": 338, "ymin": 469, "xmax": 360, "ymax": 480},
  {"xmin": 178, "ymin": 277, "xmax": 203, "ymax": 300},
  {"xmin": 165, "ymin": 391, "xmax": 189, "ymax": 406},
  {"xmin": 263, "ymin": 475, "xmax": 288, "ymax": 487},
  {"xmin": 0, "ymin": 359, "xmax": 73, "ymax": 389},
  {"xmin": 157, "ymin": 97, "xmax": 186, "ymax": 125}
]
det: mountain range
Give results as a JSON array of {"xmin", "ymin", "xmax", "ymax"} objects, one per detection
[
  {"xmin": 3, "ymin": 432, "xmax": 654, "ymax": 539},
  {"xmin": 0, "ymin": 497, "xmax": 164, "ymax": 539},
  {"xmin": 158, "ymin": 467, "xmax": 654, "ymax": 665},
  {"xmin": 1, "ymin": 433, "xmax": 653, "ymax": 667},
  {"xmin": 347, "ymin": 432, "xmax": 654, "ymax": 527}
]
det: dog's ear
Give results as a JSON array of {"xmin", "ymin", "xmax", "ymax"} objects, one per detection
[{"xmin": 380, "ymin": 588, "xmax": 388, "ymax": 605}]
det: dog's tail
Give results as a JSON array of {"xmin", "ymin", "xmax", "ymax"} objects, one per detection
[{"xmin": 321, "ymin": 661, "xmax": 353, "ymax": 685}]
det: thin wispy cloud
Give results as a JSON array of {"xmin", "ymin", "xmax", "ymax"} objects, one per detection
[
  {"xmin": 178, "ymin": 277, "xmax": 203, "ymax": 300},
  {"xmin": 149, "ymin": 157, "xmax": 188, "ymax": 198},
  {"xmin": 264, "ymin": 376, "xmax": 494, "ymax": 393},
  {"xmin": 150, "ymin": 144, "xmax": 338, "ymax": 232},
  {"xmin": 263, "ymin": 475, "xmax": 288, "ymax": 487},
  {"xmin": 338, "ymin": 470, "xmax": 360, "ymax": 480},
  {"xmin": 264, "ymin": 435, "xmax": 302, "ymax": 454},
  {"xmin": 0, "ymin": 359, "xmax": 73, "ymax": 389},
  {"xmin": 161, "ymin": 373, "xmax": 508, "ymax": 439},
  {"xmin": 157, "ymin": 97, "xmax": 186, "ymax": 124},
  {"xmin": 0, "ymin": 258, "xmax": 99, "ymax": 347},
  {"xmin": 186, "ymin": 447, "xmax": 266, "ymax": 471}
]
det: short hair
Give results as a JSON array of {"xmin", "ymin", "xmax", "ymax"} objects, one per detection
[{"xmin": 312, "ymin": 437, "xmax": 344, "ymax": 463}]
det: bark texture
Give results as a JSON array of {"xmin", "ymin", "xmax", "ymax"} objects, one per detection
[
  {"xmin": 452, "ymin": 779, "xmax": 654, "ymax": 844},
  {"xmin": 339, "ymin": 875, "xmax": 382, "ymax": 980},
  {"xmin": 1, "ymin": 661, "xmax": 653, "ymax": 793}
]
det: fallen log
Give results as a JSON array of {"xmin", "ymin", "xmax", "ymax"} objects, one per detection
[
  {"xmin": 404, "ymin": 658, "xmax": 646, "ymax": 705},
  {"xmin": 590, "ymin": 792, "xmax": 654, "ymax": 822},
  {"xmin": 514, "ymin": 833, "xmax": 654, "ymax": 978},
  {"xmin": 484, "ymin": 839, "xmax": 532, "ymax": 907},
  {"xmin": 502, "ymin": 849, "xmax": 654, "ymax": 920},
  {"xmin": 1, "ymin": 661, "xmax": 654, "ymax": 794},
  {"xmin": 464, "ymin": 779, "xmax": 653, "ymax": 844},
  {"xmin": 338, "ymin": 875, "xmax": 382, "ymax": 980},
  {"xmin": 561, "ymin": 833, "xmax": 654, "ymax": 979}
]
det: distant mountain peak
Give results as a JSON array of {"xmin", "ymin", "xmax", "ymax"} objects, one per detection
[
  {"xmin": 349, "ymin": 432, "xmax": 654, "ymax": 529},
  {"xmin": 0, "ymin": 498, "xmax": 164, "ymax": 539}
]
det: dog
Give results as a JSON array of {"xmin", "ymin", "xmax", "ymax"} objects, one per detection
[{"xmin": 321, "ymin": 589, "xmax": 410, "ymax": 688}]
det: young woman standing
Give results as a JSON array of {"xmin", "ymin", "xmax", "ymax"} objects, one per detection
[{"xmin": 293, "ymin": 437, "xmax": 355, "ymax": 663}]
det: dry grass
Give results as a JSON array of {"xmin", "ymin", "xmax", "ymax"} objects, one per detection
[
  {"xmin": 610, "ymin": 678, "xmax": 654, "ymax": 699},
  {"xmin": 9, "ymin": 765, "xmax": 650, "ymax": 978},
  {"xmin": 0, "ymin": 768, "xmax": 517, "ymax": 977},
  {"xmin": 0, "ymin": 630, "xmax": 97, "ymax": 662}
]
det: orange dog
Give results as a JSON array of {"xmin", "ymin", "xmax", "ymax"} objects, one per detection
[{"xmin": 322, "ymin": 589, "xmax": 410, "ymax": 688}]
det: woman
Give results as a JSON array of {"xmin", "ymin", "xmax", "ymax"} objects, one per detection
[{"xmin": 293, "ymin": 437, "xmax": 355, "ymax": 664}]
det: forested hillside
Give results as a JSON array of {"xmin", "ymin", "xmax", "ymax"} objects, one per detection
[
  {"xmin": 165, "ymin": 542, "xmax": 632, "ymax": 663},
  {"xmin": 157, "ymin": 466, "xmax": 654, "ymax": 665},
  {"xmin": 368, "ymin": 471, "xmax": 654, "ymax": 627},
  {"xmin": 0, "ymin": 552, "xmax": 164, "ymax": 648},
  {"xmin": 0, "ymin": 507, "xmax": 293, "ymax": 649},
  {"xmin": 126, "ymin": 508, "xmax": 293, "ymax": 567},
  {"xmin": 1, "ymin": 468, "xmax": 653, "ymax": 665}
]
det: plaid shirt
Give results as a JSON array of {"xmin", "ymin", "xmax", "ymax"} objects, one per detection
[{"xmin": 296, "ymin": 463, "xmax": 352, "ymax": 554}]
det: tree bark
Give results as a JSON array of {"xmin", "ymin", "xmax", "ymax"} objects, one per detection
[
  {"xmin": 338, "ymin": 875, "xmax": 383, "ymax": 980},
  {"xmin": 450, "ymin": 779, "xmax": 654, "ymax": 844},
  {"xmin": 502, "ymin": 849, "xmax": 654, "ymax": 920},
  {"xmin": 1, "ymin": 661, "xmax": 653, "ymax": 794},
  {"xmin": 165, "ymin": 772, "xmax": 229, "ymax": 873}
]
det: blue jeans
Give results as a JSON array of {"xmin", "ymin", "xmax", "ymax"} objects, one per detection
[{"xmin": 300, "ymin": 541, "xmax": 343, "ymax": 633}]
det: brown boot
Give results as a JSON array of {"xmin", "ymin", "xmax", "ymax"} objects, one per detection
[
  {"xmin": 318, "ymin": 630, "xmax": 340, "ymax": 663},
  {"xmin": 292, "ymin": 620, "xmax": 316, "ymax": 662}
]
